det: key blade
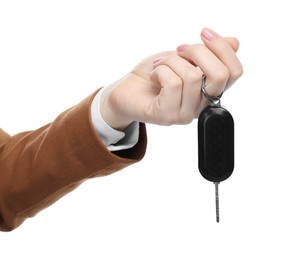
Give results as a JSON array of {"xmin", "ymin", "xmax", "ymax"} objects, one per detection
[{"xmin": 214, "ymin": 182, "xmax": 220, "ymax": 223}]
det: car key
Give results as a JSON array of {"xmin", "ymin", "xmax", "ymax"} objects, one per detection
[{"xmin": 198, "ymin": 75, "xmax": 234, "ymax": 223}]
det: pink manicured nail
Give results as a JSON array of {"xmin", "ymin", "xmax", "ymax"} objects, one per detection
[
  {"xmin": 201, "ymin": 28, "xmax": 216, "ymax": 41},
  {"xmin": 177, "ymin": 44, "xmax": 189, "ymax": 52},
  {"xmin": 153, "ymin": 57, "xmax": 162, "ymax": 64}
]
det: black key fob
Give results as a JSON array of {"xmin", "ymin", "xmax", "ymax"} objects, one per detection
[{"xmin": 198, "ymin": 105, "xmax": 234, "ymax": 183}]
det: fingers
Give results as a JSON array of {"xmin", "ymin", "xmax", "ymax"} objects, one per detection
[
  {"xmin": 145, "ymin": 28, "xmax": 243, "ymax": 125},
  {"xmin": 152, "ymin": 55, "xmax": 203, "ymax": 119},
  {"xmin": 177, "ymin": 28, "xmax": 243, "ymax": 96},
  {"xmin": 148, "ymin": 65, "xmax": 184, "ymax": 125},
  {"xmin": 178, "ymin": 44, "xmax": 229, "ymax": 97},
  {"xmin": 200, "ymin": 28, "xmax": 243, "ymax": 87}
]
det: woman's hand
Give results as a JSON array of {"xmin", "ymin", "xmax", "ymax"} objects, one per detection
[{"xmin": 100, "ymin": 28, "xmax": 243, "ymax": 130}]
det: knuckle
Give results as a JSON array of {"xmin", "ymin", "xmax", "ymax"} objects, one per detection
[
  {"xmin": 165, "ymin": 76, "xmax": 183, "ymax": 89},
  {"xmin": 180, "ymin": 109, "xmax": 196, "ymax": 124},
  {"xmin": 167, "ymin": 112, "xmax": 194, "ymax": 125},
  {"xmin": 231, "ymin": 66, "xmax": 244, "ymax": 79},
  {"xmin": 157, "ymin": 111, "xmax": 195, "ymax": 126},
  {"xmin": 165, "ymin": 55, "xmax": 178, "ymax": 63},
  {"xmin": 184, "ymin": 71, "xmax": 201, "ymax": 84},
  {"xmin": 157, "ymin": 55, "xmax": 179, "ymax": 68},
  {"xmin": 160, "ymin": 114, "xmax": 178, "ymax": 126},
  {"xmin": 214, "ymin": 68, "xmax": 230, "ymax": 84},
  {"xmin": 179, "ymin": 113, "xmax": 194, "ymax": 125}
]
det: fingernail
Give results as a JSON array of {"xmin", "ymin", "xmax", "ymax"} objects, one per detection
[
  {"xmin": 201, "ymin": 28, "xmax": 216, "ymax": 41},
  {"xmin": 177, "ymin": 44, "xmax": 189, "ymax": 52},
  {"xmin": 153, "ymin": 57, "xmax": 162, "ymax": 64}
]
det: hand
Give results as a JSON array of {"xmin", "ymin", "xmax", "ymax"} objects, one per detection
[{"xmin": 100, "ymin": 28, "xmax": 243, "ymax": 130}]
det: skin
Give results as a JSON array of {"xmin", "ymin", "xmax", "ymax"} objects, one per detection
[{"xmin": 100, "ymin": 28, "xmax": 243, "ymax": 130}]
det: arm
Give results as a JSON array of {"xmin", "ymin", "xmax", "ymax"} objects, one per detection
[
  {"xmin": 100, "ymin": 28, "xmax": 242, "ymax": 129},
  {"xmin": 0, "ymin": 91, "xmax": 147, "ymax": 231},
  {"xmin": 0, "ymin": 28, "xmax": 243, "ymax": 231}
]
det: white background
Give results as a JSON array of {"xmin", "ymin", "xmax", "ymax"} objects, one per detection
[{"xmin": 0, "ymin": 0, "xmax": 290, "ymax": 259}]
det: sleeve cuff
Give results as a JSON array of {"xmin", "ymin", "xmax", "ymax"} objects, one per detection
[{"xmin": 90, "ymin": 86, "xmax": 139, "ymax": 151}]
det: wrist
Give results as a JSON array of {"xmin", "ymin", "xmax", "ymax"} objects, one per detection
[{"xmin": 100, "ymin": 84, "xmax": 133, "ymax": 131}]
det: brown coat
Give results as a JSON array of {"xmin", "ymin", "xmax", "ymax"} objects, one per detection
[{"xmin": 0, "ymin": 91, "xmax": 147, "ymax": 231}]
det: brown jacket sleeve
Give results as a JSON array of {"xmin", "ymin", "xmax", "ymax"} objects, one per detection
[{"xmin": 0, "ymin": 91, "xmax": 147, "ymax": 231}]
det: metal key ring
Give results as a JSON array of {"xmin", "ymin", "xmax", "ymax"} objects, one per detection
[{"xmin": 201, "ymin": 75, "xmax": 223, "ymax": 104}]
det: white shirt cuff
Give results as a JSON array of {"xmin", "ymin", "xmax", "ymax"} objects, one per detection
[{"xmin": 90, "ymin": 87, "xmax": 139, "ymax": 152}]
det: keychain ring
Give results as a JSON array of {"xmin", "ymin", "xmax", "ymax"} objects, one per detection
[{"xmin": 201, "ymin": 75, "xmax": 223, "ymax": 103}]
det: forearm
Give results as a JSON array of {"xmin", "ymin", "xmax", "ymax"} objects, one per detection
[{"xmin": 0, "ymin": 90, "xmax": 147, "ymax": 231}]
